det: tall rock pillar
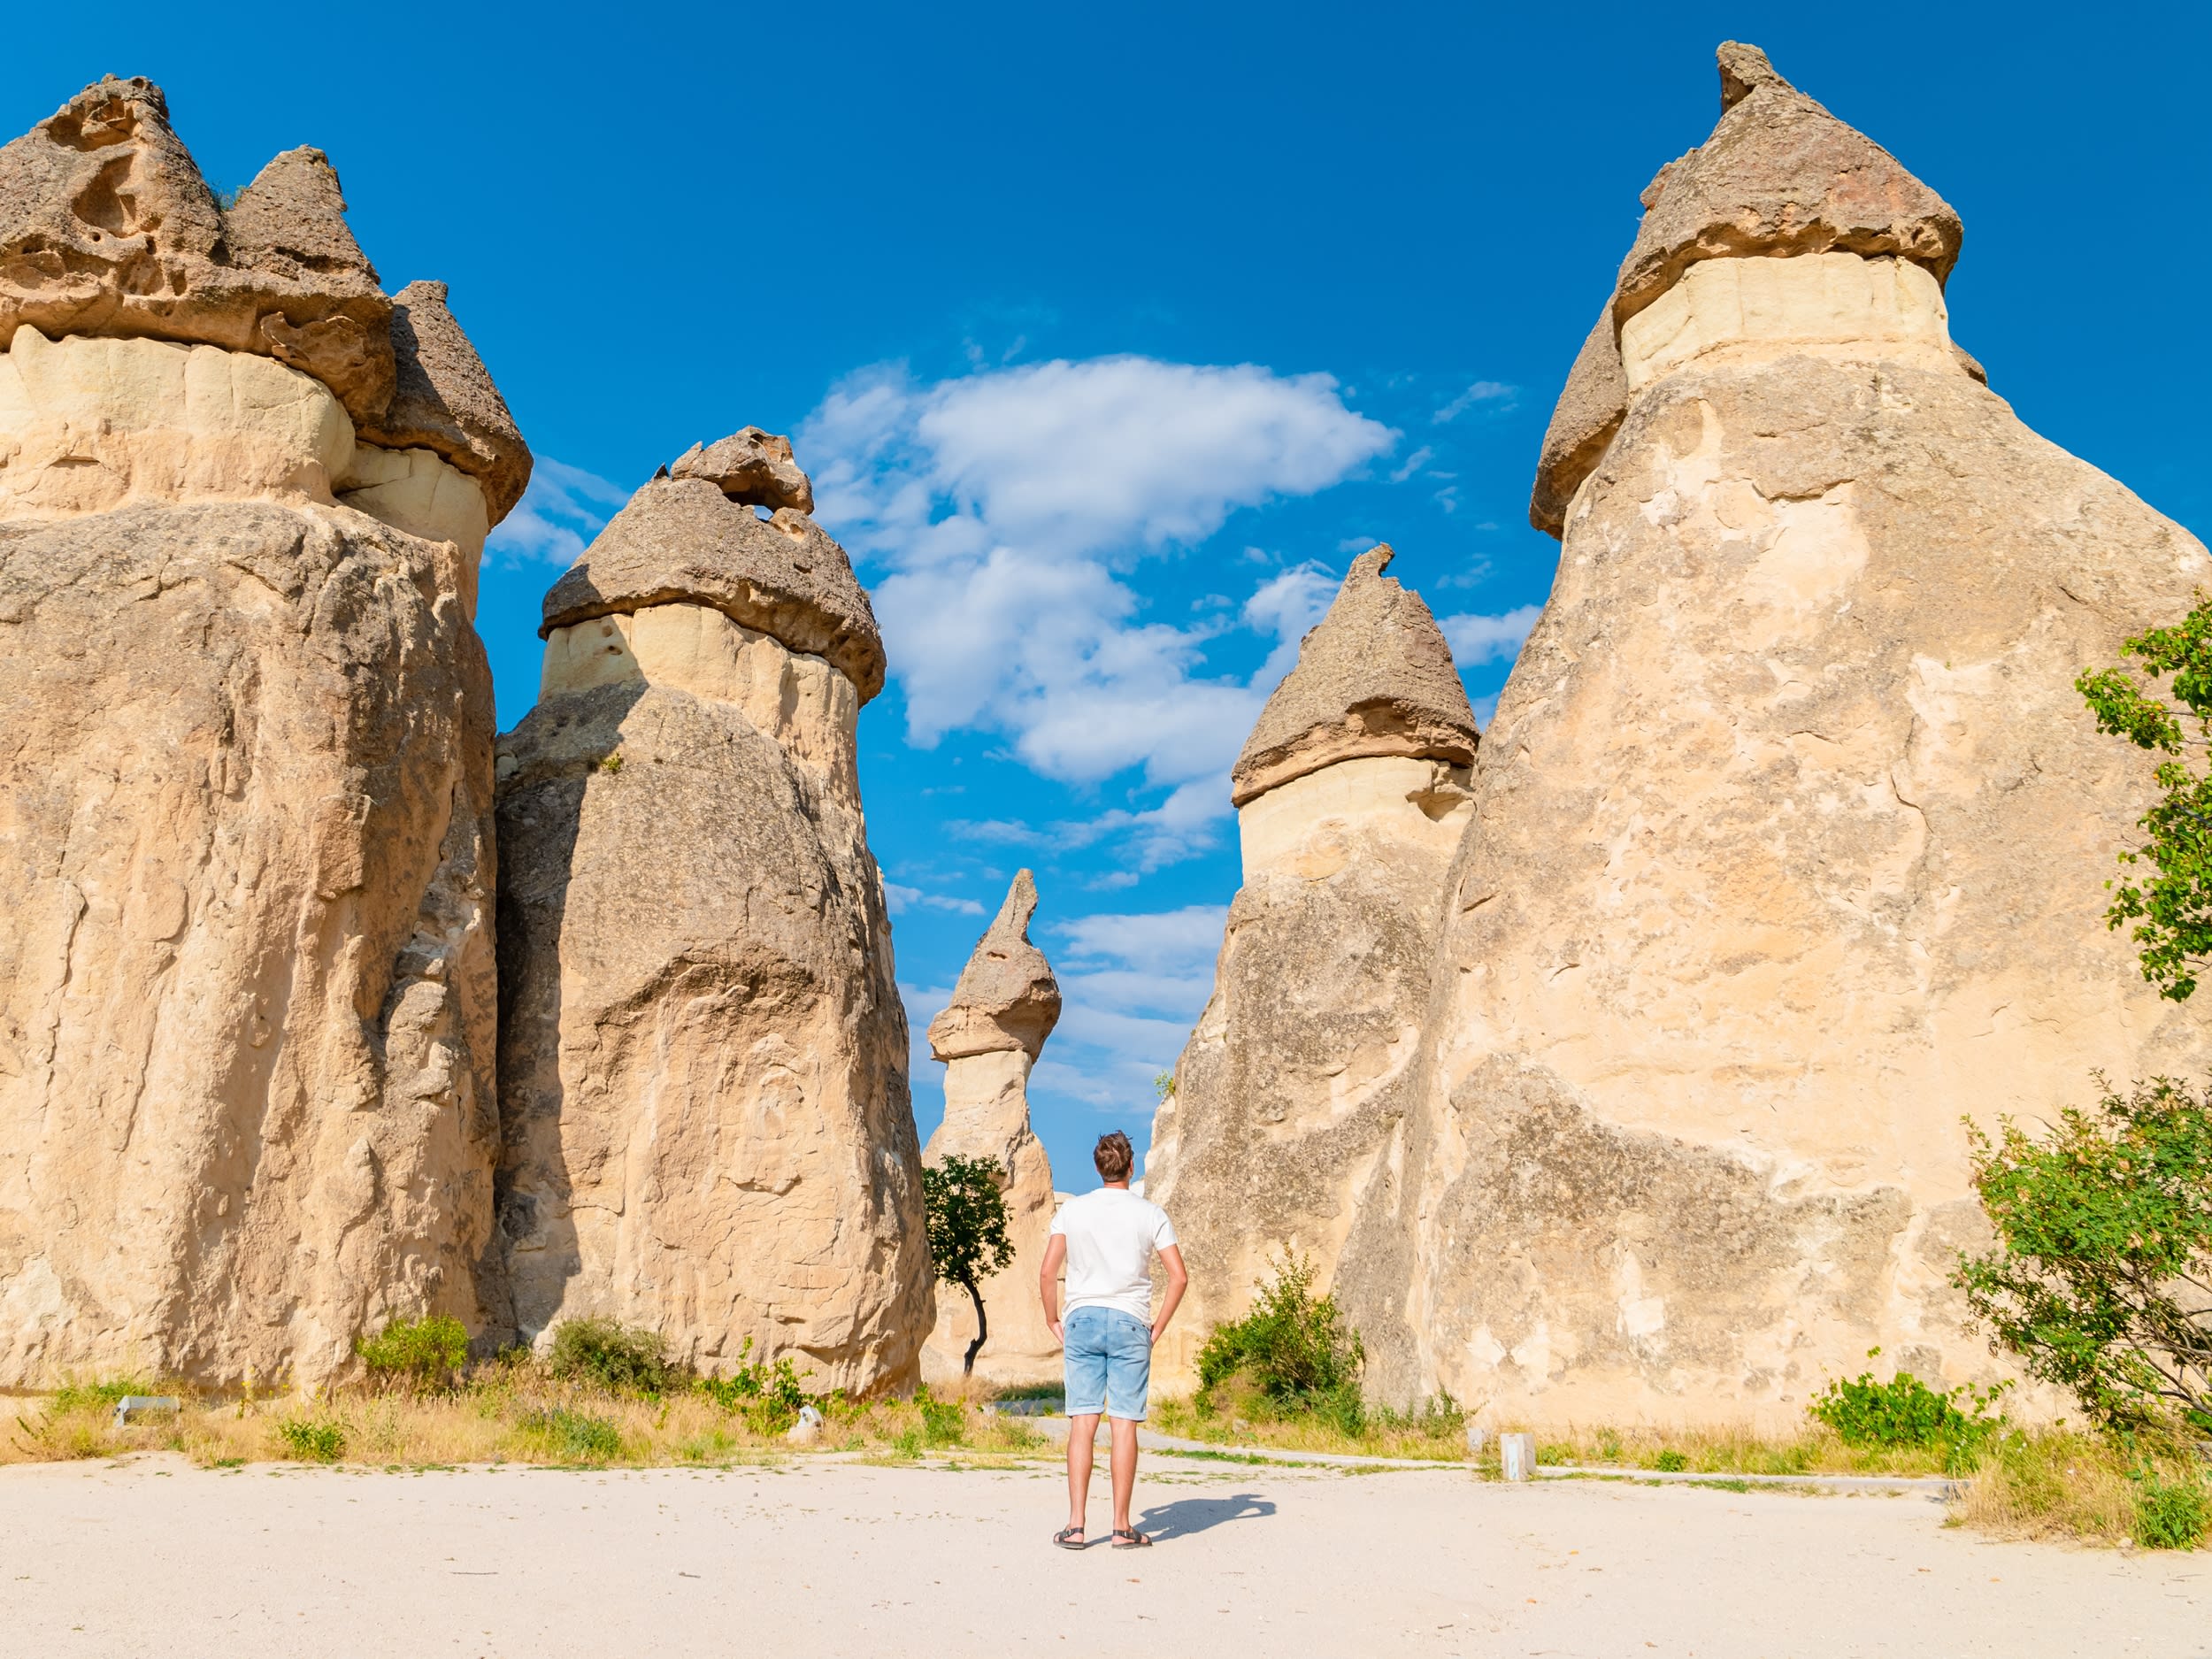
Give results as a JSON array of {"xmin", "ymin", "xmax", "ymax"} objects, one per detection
[
  {"xmin": 0, "ymin": 79, "xmax": 531, "ymax": 1387},
  {"xmin": 920, "ymin": 872, "xmax": 1064, "ymax": 1386},
  {"xmin": 493, "ymin": 428, "xmax": 933, "ymax": 1396},
  {"xmin": 1145, "ymin": 546, "xmax": 1478, "ymax": 1391},
  {"xmin": 1385, "ymin": 43, "xmax": 2212, "ymax": 1424}
]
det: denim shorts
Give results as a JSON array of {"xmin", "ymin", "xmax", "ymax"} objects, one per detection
[{"xmin": 1063, "ymin": 1306, "xmax": 1152, "ymax": 1421}]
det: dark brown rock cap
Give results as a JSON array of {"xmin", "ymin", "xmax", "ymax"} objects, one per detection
[
  {"xmin": 0, "ymin": 78, "xmax": 395, "ymax": 423},
  {"xmin": 356, "ymin": 280, "xmax": 534, "ymax": 523},
  {"xmin": 541, "ymin": 436, "xmax": 887, "ymax": 702},
  {"xmin": 1230, "ymin": 545, "xmax": 1479, "ymax": 808},
  {"xmin": 926, "ymin": 871, "xmax": 1063, "ymax": 1062},
  {"xmin": 1529, "ymin": 42, "xmax": 1964, "ymax": 538}
]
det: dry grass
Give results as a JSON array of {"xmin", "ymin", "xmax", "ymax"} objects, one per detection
[
  {"xmin": 1150, "ymin": 1392, "xmax": 1469, "ymax": 1461},
  {"xmin": 2, "ymin": 1371, "xmax": 1048, "ymax": 1471},
  {"xmin": 1524, "ymin": 1420, "xmax": 1957, "ymax": 1479},
  {"xmin": 1952, "ymin": 1428, "xmax": 2200, "ymax": 1547}
]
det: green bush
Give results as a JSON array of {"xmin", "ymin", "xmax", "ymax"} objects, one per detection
[
  {"xmin": 2133, "ymin": 1473, "xmax": 2210, "ymax": 1548},
  {"xmin": 547, "ymin": 1318, "xmax": 678, "ymax": 1395},
  {"xmin": 518, "ymin": 1407, "xmax": 622, "ymax": 1463},
  {"xmin": 50, "ymin": 1375, "xmax": 154, "ymax": 1413},
  {"xmin": 1655, "ymin": 1448, "xmax": 1689, "ymax": 1472},
  {"xmin": 695, "ymin": 1338, "xmax": 827, "ymax": 1432},
  {"xmin": 915, "ymin": 1386, "xmax": 966, "ymax": 1448},
  {"xmin": 1197, "ymin": 1251, "xmax": 1365, "ymax": 1423},
  {"xmin": 357, "ymin": 1315, "xmax": 469, "ymax": 1391},
  {"xmin": 1955, "ymin": 1078, "xmax": 2212, "ymax": 1435},
  {"xmin": 277, "ymin": 1418, "xmax": 346, "ymax": 1463},
  {"xmin": 1809, "ymin": 1351, "xmax": 2009, "ymax": 1463}
]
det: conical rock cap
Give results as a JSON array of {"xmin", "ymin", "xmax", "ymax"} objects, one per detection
[
  {"xmin": 926, "ymin": 871, "xmax": 1062, "ymax": 1062},
  {"xmin": 1531, "ymin": 42, "xmax": 1963, "ymax": 536},
  {"xmin": 541, "ymin": 432, "xmax": 886, "ymax": 701},
  {"xmin": 357, "ymin": 280, "xmax": 534, "ymax": 522},
  {"xmin": 0, "ymin": 78, "xmax": 397, "ymax": 423},
  {"xmin": 1230, "ymin": 546, "xmax": 1477, "ymax": 807}
]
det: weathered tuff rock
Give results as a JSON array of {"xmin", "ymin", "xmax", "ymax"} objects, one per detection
[
  {"xmin": 0, "ymin": 82, "xmax": 526, "ymax": 1389},
  {"xmin": 670, "ymin": 426, "xmax": 815, "ymax": 515},
  {"xmin": 356, "ymin": 280, "xmax": 532, "ymax": 525},
  {"xmin": 1147, "ymin": 551, "xmax": 1477, "ymax": 1392},
  {"xmin": 0, "ymin": 80, "xmax": 395, "ymax": 425},
  {"xmin": 921, "ymin": 872, "xmax": 1064, "ymax": 1386},
  {"xmin": 1531, "ymin": 42, "xmax": 1964, "ymax": 535},
  {"xmin": 494, "ymin": 434, "xmax": 930, "ymax": 1395},
  {"xmin": 1230, "ymin": 547, "xmax": 1479, "ymax": 806},
  {"xmin": 1348, "ymin": 46, "xmax": 2212, "ymax": 1425}
]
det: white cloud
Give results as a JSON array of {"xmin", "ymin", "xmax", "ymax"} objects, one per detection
[
  {"xmin": 1022, "ymin": 903, "xmax": 1231, "ymax": 1118},
  {"xmin": 484, "ymin": 457, "xmax": 629, "ymax": 566},
  {"xmin": 1440, "ymin": 603, "xmax": 1543, "ymax": 667},
  {"xmin": 1052, "ymin": 904, "xmax": 1230, "ymax": 977},
  {"xmin": 1433, "ymin": 380, "xmax": 1517, "ymax": 424},
  {"xmin": 1390, "ymin": 444, "xmax": 1435, "ymax": 484},
  {"xmin": 801, "ymin": 357, "xmax": 1392, "ymax": 870},
  {"xmin": 884, "ymin": 882, "xmax": 987, "ymax": 918}
]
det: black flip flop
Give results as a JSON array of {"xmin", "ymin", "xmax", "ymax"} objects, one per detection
[
  {"xmin": 1110, "ymin": 1529, "xmax": 1152, "ymax": 1549},
  {"xmin": 1054, "ymin": 1526, "xmax": 1087, "ymax": 1550}
]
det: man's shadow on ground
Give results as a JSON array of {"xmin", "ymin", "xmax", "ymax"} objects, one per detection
[{"xmin": 1134, "ymin": 1493, "xmax": 1276, "ymax": 1540}]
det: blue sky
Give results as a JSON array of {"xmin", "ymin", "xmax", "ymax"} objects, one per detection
[{"xmin": 10, "ymin": 3, "xmax": 2206, "ymax": 1186}]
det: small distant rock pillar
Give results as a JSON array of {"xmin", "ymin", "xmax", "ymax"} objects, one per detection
[
  {"xmin": 920, "ymin": 872, "xmax": 1065, "ymax": 1386},
  {"xmin": 1144, "ymin": 545, "xmax": 1479, "ymax": 1394}
]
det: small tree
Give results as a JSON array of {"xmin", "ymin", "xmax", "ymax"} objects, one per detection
[
  {"xmin": 921, "ymin": 1154, "xmax": 1015, "ymax": 1376},
  {"xmin": 2078, "ymin": 603, "xmax": 2212, "ymax": 999},
  {"xmin": 1954, "ymin": 1077, "xmax": 2212, "ymax": 1434}
]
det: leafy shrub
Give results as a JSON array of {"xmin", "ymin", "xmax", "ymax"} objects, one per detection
[
  {"xmin": 2133, "ymin": 1473, "xmax": 2210, "ymax": 1548},
  {"xmin": 50, "ymin": 1375, "xmax": 154, "ymax": 1413},
  {"xmin": 357, "ymin": 1315, "xmax": 469, "ymax": 1392},
  {"xmin": 915, "ymin": 1386, "xmax": 966, "ymax": 1448},
  {"xmin": 1197, "ymin": 1251, "xmax": 1365, "ymax": 1414},
  {"xmin": 1955, "ymin": 1077, "xmax": 2212, "ymax": 1434},
  {"xmin": 547, "ymin": 1318, "xmax": 678, "ymax": 1395},
  {"xmin": 695, "ymin": 1338, "xmax": 826, "ymax": 1432},
  {"xmin": 1809, "ymin": 1351, "xmax": 2009, "ymax": 1464},
  {"xmin": 1655, "ymin": 1448, "xmax": 1689, "ymax": 1472},
  {"xmin": 518, "ymin": 1407, "xmax": 622, "ymax": 1463},
  {"xmin": 277, "ymin": 1418, "xmax": 346, "ymax": 1463}
]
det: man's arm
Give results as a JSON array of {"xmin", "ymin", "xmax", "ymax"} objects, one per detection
[
  {"xmin": 1151, "ymin": 1243, "xmax": 1188, "ymax": 1347},
  {"xmin": 1040, "ymin": 1233, "xmax": 1067, "ymax": 1345}
]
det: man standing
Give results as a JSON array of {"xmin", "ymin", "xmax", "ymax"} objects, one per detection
[{"xmin": 1040, "ymin": 1131, "xmax": 1187, "ymax": 1550}]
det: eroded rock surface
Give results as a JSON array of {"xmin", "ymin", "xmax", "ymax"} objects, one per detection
[
  {"xmin": 494, "ymin": 434, "xmax": 930, "ymax": 1396},
  {"xmin": 920, "ymin": 872, "xmax": 1063, "ymax": 1386},
  {"xmin": 1148, "ymin": 549, "xmax": 1476, "ymax": 1391},
  {"xmin": 1369, "ymin": 44, "xmax": 2212, "ymax": 1424},
  {"xmin": 0, "ymin": 80, "xmax": 527, "ymax": 1389}
]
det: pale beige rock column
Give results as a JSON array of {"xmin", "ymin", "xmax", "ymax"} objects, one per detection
[
  {"xmin": 1376, "ymin": 43, "xmax": 2212, "ymax": 1426},
  {"xmin": 920, "ymin": 872, "xmax": 1064, "ymax": 1386},
  {"xmin": 494, "ymin": 429, "xmax": 933, "ymax": 1397},
  {"xmin": 0, "ymin": 79, "xmax": 532, "ymax": 1388},
  {"xmin": 1144, "ymin": 546, "xmax": 1478, "ymax": 1392}
]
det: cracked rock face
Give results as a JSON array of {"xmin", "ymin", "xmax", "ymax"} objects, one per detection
[
  {"xmin": 1147, "ymin": 557, "xmax": 1476, "ymax": 1393},
  {"xmin": 1362, "ymin": 45, "xmax": 2212, "ymax": 1422},
  {"xmin": 493, "ymin": 438, "xmax": 930, "ymax": 1396},
  {"xmin": 0, "ymin": 81, "xmax": 524, "ymax": 1390},
  {"xmin": 920, "ymin": 872, "xmax": 1064, "ymax": 1386}
]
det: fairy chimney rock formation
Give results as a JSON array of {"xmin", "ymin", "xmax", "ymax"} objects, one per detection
[
  {"xmin": 1366, "ymin": 42, "xmax": 2212, "ymax": 1424},
  {"xmin": 0, "ymin": 78, "xmax": 532, "ymax": 1388},
  {"xmin": 1146, "ymin": 548, "xmax": 1478, "ymax": 1389},
  {"xmin": 920, "ymin": 872, "xmax": 1065, "ymax": 1385},
  {"xmin": 495, "ymin": 431, "xmax": 931, "ymax": 1396}
]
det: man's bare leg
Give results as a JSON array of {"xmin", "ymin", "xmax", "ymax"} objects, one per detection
[
  {"xmin": 1109, "ymin": 1417, "xmax": 1140, "ymax": 1535},
  {"xmin": 1065, "ymin": 1412, "xmax": 1100, "ymax": 1536}
]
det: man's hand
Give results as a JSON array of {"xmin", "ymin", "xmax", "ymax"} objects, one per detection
[{"xmin": 1048, "ymin": 1318, "xmax": 1064, "ymax": 1347}]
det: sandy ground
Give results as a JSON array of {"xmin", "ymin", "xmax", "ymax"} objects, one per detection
[{"xmin": 0, "ymin": 1454, "xmax": 2200, "ymax": 1657}]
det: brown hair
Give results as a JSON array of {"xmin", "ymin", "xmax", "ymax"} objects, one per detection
[{"xmin": 1093, "ymin": 1132, "xmax": 1134, "ymax": 1182}]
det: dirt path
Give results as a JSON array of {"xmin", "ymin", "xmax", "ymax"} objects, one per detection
[{"xmin": 0, "ymin": 1455, "xmax": 2200, "ymax": 1656}]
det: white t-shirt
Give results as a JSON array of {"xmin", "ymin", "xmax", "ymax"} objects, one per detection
[{"xmin": 1051, "ymin": 1187, "xmax": 1178, "ymax": 1323}]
